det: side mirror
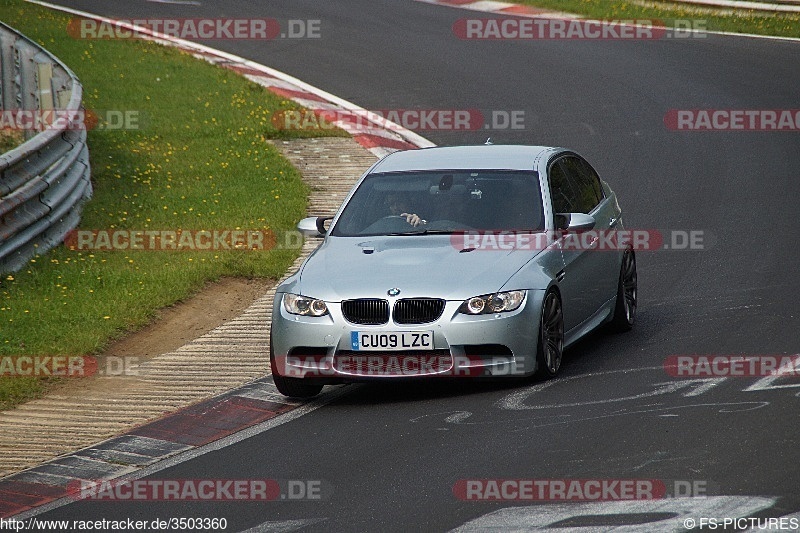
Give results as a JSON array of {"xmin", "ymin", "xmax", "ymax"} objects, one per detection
[
  {"xmin": 555, "ymin": 213, "xmax": 595, "ymax": 232},
  {"xmin": 297, "ymin": 216, "xmax": 333, "ymax": 237}
]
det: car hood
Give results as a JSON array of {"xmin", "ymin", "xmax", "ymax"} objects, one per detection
[{"xmin": 289, "ymin": 235, "xmax": 544, "ymax": 301}]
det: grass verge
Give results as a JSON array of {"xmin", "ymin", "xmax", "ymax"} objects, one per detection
[
  {"xmin": 0, "ymin": 130, "xmax": 24, "ymax": 153},
  {"xmin": 0, "ymin": 0, "xmax": 346, "ymax": 409},
  {"xmin": 523, "ymin": 0, "xmax": 800, "ymax": 38}
]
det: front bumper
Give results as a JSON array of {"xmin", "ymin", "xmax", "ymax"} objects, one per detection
[{"xmin": 269, "ymin": 290, "xmax": 545, "ymax": 381}]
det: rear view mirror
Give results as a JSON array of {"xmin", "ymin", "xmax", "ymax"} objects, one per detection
[{"xmin": 297, "ymin": 216, "xmax": 333, "ymax": 237}]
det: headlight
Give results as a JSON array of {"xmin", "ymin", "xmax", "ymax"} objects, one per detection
[
  {"xmin": 459, "ymin": 290, "xmax": 525, "ymax": 315},
  {"xmin": 283, "ymin": 293, "xmax": 329, "ymax": 316}
]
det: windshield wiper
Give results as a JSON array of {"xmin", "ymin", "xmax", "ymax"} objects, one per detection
[{"xmin": 385, "ymin": 229, "xmax": 455, "ymax": 236}]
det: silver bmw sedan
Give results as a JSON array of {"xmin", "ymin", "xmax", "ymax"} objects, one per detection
[{"xmin": 270, "ymin": 145, "xmax": 637, "ymax": 397}]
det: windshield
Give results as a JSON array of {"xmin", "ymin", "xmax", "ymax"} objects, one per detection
[{"xmin": 330, "ymin": 170, "xmax": 544, "ymax": 237}]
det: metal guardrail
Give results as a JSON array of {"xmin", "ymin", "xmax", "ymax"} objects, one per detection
[{"xmin": 0, "ymin": 21, "xmax": 92, "ymax": 274}]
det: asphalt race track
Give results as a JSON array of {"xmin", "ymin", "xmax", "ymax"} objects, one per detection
[{"xmin": 31, "ymin": 0, "xmax": 800, "ymax": 531}]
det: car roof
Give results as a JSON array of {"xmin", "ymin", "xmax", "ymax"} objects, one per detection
[{"xmin": 370, "ymin": 145, "xmax": 558, "ymax": 173}]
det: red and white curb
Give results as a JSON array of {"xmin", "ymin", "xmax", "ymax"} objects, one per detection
[
  {"xmin": 27, "ymin": 0, "xmax": 435, "ymax": 158},
  {"xmin": 413, "ymin": 0, "xmax": 578, "ymax": 19},
  {"xmin": 0, "ymin": 379, "xmax": 295, "ymax": 516},
  {"xmin": 1, "ymin": 380, "xmax": 350, "ymax": 519}
]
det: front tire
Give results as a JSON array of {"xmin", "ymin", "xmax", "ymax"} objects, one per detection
[
  {"xmin": 610, "ymin": 248, "xmax": 637, "ymax": 332},
  {"xmin": 270, "ymin": 346, "xmax": 324, "ymax": 399},
  {"xmin": 272, "ymin": 373, "xmax": 323, "ymax": 399},
  {"xmin": 536, "ymin": 290, "xmax": 564, "ymax": 378}
]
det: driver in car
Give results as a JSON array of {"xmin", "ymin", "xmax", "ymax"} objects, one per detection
[{"xmin": 386, "ymin": 192, "xmax": 426, "ymax": 227}]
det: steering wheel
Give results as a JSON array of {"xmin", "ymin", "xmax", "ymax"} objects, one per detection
[{"xmin": 378, "ymin": 215, "xmax": 413, "ymax": 224}]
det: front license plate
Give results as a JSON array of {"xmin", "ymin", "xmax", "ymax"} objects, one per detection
[{"xmin": 351, "ymin": 331, "xmax": 434, "ymax": 351}]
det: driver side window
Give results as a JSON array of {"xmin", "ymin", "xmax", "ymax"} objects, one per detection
[
  {"xmin": 548, "ymin": 155, "xmax": 603, "ymax": 215},
  {"xmin": 548, "ymin": 159, "xmax": 573, "ymax": 214}
]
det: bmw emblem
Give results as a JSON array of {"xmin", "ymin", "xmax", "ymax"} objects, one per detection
[{"xmin": 387, "ymin": 288, "xmax": 401, "ymax": 296}]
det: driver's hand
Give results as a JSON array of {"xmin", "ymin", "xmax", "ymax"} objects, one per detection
[{"xmin": 401, "ymin": 213, "xmax": 426, "ymax": 227}]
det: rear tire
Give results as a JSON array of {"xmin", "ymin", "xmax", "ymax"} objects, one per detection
[
  {"xmin": 536, "ymin": 290, "xmax": 564, "ymax": 378},
  {"xmin": 610, "ymin": 248, "xmax": 637, "ymax": 332}
]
